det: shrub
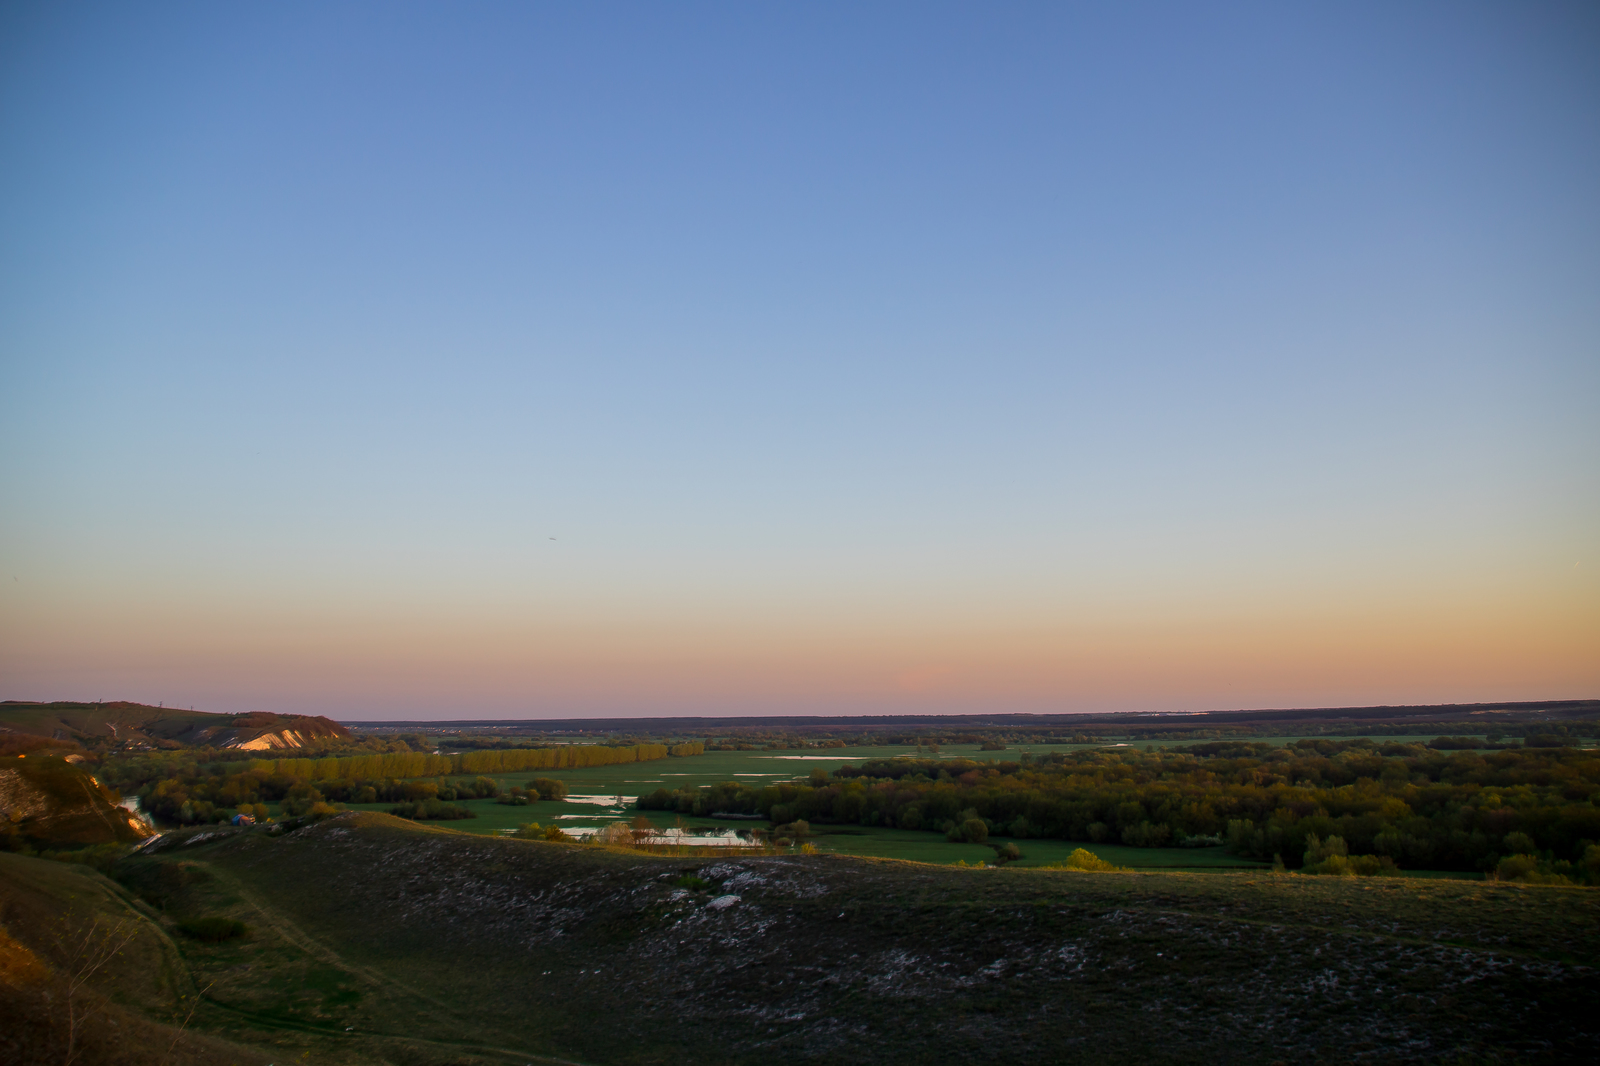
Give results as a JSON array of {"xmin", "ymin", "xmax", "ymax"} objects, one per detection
[
  {"xmin": 1302, "ymin": 833, "xmax": 1348, "ymax": 867},
  {"xmin": 177, "ymin": 917, "xmax": 249, "ymax": 942},
  {"xmin": 674, "ymin": 875, "xmax": 711, "ymax": 891},
  {"xmin": 306, "ymin": 801, "xmax": 343, "ymax": 821},
  {"xmin": 1044, "ymin": 848, "xmax": 1124, "ymax": 872},
  {"xmin": 530, "ymin": 778, "xmax": 568, "ymax": 801},
  {"xmin": 1303, "ymin": 853, "xmax": 1356, "ymax": 876},
  {"xmin": 1492, "ymin": 852, "xmax": 1576, "ymax": 884},
  {"xmin": 1495, "ymin": 854, "xmax": 1536, "ymax": 881},
  {"xmin": 1303, "ymin": 852, "xmax": 1399, "ymax": 877}
]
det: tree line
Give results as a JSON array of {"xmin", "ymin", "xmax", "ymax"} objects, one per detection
[
  {"xmin": 247, "ymin": 740, "xmax": 700, "ymax": 781},
  {"xmin": 637, "ymin": 740, "xmax": 1600, "ymax": 877},
  {"xmin": 133, "ymin": 767, "xmax": 583, "ymax": 826}
]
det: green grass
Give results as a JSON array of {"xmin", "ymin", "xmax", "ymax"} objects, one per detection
[{"xmin": 798, "ymin": 825, "xmax": 1267, "ymax": 869}]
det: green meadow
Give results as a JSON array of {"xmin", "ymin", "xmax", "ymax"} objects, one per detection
[{"xmin": 291, "ymin": 740, "xmax": 1501, "ymax": 875}]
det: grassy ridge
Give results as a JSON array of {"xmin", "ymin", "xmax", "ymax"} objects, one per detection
[
  {"xmin": 7, "ymin": 813, "xmax": 1592, "ymax": 1064},
  {"xmin": 0, "ymin": 700, "xmax": 214, "ymax": 740}
]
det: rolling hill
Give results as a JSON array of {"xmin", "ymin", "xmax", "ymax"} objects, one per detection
[
  {"xmin": 0, "ymin": 701, "xmax": 350, "ymax": 751},
  {"xmin": 2, "ymin": 813, "xmax": 1594, "ymax": 1064}
]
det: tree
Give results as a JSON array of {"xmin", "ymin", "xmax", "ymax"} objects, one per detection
[
  {"xmin": 1503, "ymin": 832, "xmax": 1536, "ymax": 855},
  {"xmin": 991, "ymin": 841, "xmax": 1022, "ymax": 864},
  {"xmin": 596, "ymin": 822, "xmax": 632, "ymax": 844},
  {"xmin": 1302, "ymin": 833, "xmax": 1347, "ymax": 867}
]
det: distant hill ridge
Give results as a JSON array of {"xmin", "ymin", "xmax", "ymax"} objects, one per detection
[{"xmin": 0, "ymin": 700, "xmax": 350, "ymax": 751}]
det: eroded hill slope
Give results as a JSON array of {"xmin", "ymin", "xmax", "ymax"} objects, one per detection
[
  {"xmin": 77, "ymin": 813, "xmax": 1600, "ymax": 1065},
  {"xmin": 0, "ymin": 755, "xmax": 152, "ymax": 848}
]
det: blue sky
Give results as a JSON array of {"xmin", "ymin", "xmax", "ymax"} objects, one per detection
[{"xmin": 2, "ymin": 2, "xmax": 1596, "ymax": 718}]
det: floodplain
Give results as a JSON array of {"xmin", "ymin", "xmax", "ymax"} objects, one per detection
[{"xmin": 311, "ymin": 738, "xmax": 1525, "ymax": 874}]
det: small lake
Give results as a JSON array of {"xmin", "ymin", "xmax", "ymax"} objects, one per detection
[{"xmin": 497, "ymin": 824, "xmax": 765, "ymax": 847}]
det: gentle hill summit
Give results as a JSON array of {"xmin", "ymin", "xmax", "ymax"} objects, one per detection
[{"xmin": 0, "ymin": 701, "xmax": 350, "ymax": 751}]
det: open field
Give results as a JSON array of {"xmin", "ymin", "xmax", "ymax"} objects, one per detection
[
  {"xmin": 447, "ymin": 742, "xmax": 996, "ymax": 791},
  {"xmin": 4, "ymin": 812, "xmax": 1596, "ymax": 1065}
]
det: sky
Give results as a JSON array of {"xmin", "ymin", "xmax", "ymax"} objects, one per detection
[{"xmin": 1, "ymin": 2, "xmax": 1596, "ymax": 720}]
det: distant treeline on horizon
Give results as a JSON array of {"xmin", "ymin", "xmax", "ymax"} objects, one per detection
[{"xmin": 251, "ymin": 741, "xmax": 704, "ymax": 781}]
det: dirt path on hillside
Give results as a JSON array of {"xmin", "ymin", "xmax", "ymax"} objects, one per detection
[{"xmin": 200, "ymin": 862, "xmax": 594, "ymax": 1065}]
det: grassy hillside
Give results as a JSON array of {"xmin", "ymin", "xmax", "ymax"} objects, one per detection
[
  {"xmin": 0, "ymin": 849, "xmax": 268, "ymax": 1065},
  {"xmin": 5, "ymin": 813, "xmax": 1593, "ymax": 1064},
  {"xmin": 0, "ymin": 700, "xmax": 213, "ymax": 740}
]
